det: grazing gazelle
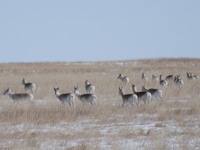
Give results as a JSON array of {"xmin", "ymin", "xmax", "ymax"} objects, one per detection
[
  {"xmin": 118, "ymin": 87, "xmax": 138, "ymax": 107},
  {"xmin": 142, "ymin": 86, "xmax": 163, "ymax": 100},
  {"xmin": 159, "ymin": 75, "xmax": 168, "ymax": 87},
  {"xmin": 85, "ymin": 80, "xmax": 95, "ymax": 94},
  {"xmin": 117, "ymin": 74, "xmax": 129, "ymax": 85},
  {"xmin": 132, "ymin": 84, "xmax": 151, "ymax": 104},
  {"xmin": 22, "ymin": 78, "xmax": 36, "ymax": 93},
  {"xmin": 165, "ymin": 74, "xmax": 175, "ymax": 81},
  {"xmin": 3, "ymin": 88, "xmax": 34, "ymax": 103},
  {"xmin": 54, "ymin": 87, "xmax": 75, "ymax": 106},
  {"xmin": 174, "ymin": 75, "xmax": 184, "ymax": 88},
  {"xmin": 74, "ymin": 86, "xmax": 97, "ymax": 105}
]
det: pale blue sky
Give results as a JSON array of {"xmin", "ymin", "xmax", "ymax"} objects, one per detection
[{"xmin": 0, "ymin": 0, "xmax": 200, "ymax": 63}]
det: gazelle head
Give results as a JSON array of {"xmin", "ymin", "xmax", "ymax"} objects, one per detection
[
  {"xmin": 175, "ymin": 75, "xmax": 182, "ymax": 81},
  {"xmin": 160, "ymin": 74, "xmax": 164, "ymax": 80},
  {"xmin": 54, "ymin": 87, "xmax": 60, "ymax": 94},
  {"xmin": 142, "ymin": 73, "xmax": 145, "ymax": 77},
  {"xmin": 3, "ymin": 88, "xmax": 12, "ymax": 96},
  {"xmin": 85, "ymin": 80, "xmax": 89, "ymax": 86},
  {"xmin": 74, "ymin": 86, "xmax": 80, "ymax": 95},
  {"xmin": 177, "ymin": 75, "xmax": 181, "ymax": 79}
]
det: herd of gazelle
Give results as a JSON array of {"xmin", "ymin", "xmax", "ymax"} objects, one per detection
[
  {"xmin": 117, "ymin": 72, "xmax": 197, "ymax": 107},
  {"xmin": 3, "ymin": 78, "xmax": 97, "ymax": 105},
  {"xmin": 3, "ymin": 72, "xmax": 198, "ymax": 106}
]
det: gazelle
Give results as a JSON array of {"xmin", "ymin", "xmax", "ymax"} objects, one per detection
[
  {"xmin": 174, "ymin": 75, "xmax": 184, "ymax": 88},
  {"xmin": 74, "ymin": 86, "xmax": 97, "ymax": 105},
  {"xmin": 22, "ymin": 78, "xmax": 36, "ymax": 93},
  {"xmin": 187, "ymin": 72, "xmax": 198, "ymax": 80},
  {"xmin": 118, "ymin": 87, "xmax": 138, "ymax": 107},
  {"xmin": 142, "ymin": 86, "xmax": 163, "ymax": 100},
  {"xmin": 3, "ymin": 88, "xmax": 34, "ymax": 103},
  {"xmin": 152, "ymin": 75, "xmax": 159, "ymax": 82},
  {"xmin": 54, "ymin": 87, "xmax": 75, "ymax": 106},
  {"xmin": 117, "ymin": 74, "xmax": 129, "ymax": 84},
  {"xmin": 132, "ymin": 84, "xmax": 151, "ymax": 104},
  {"xmin": 159, "ymin": 75, "xmax": 168, "ymax": 87},
  {"xmin": 85, "ymin": 80, "xmax": 95, "ymax": 94}
]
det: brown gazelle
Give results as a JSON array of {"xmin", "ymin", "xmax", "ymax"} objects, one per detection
[
  {"xmin": 74, "ymin": 86, "xmax": 97, "ymax": 105},
  {"xmin": 118, "ymin": 87, "xmax": 138, "ymax": 107},
  {"xmin": 132, "ymin": 84, "xmax": 151, "ymax": 104},
  {"xmin": 117, "ymin": 73, "xmax": 129, "ymax": 85},
  {"xmin": 22, "ymin": 78, "xmax": 36, "ymax": 93},
  {"xmin": 187, "ymin": 72, "xmax": 198, "ymax": 80},
  {"xmin": 174, "ymin": 75, "xmax": 184, "ymax": 88},
  {"xmin": 142, "ymin": 86, "xmax": 163, "ymax": 100},
  {"xmin": 54, "ymin": 87, "xmax": 75, "ymax": 106},
  {"xmin": 85, "ymin": 80, "xmax": 95, "ymax": 94},
  {"xmin": 4, "ymin": 88, "xmax": 34, "ymax": 103}
]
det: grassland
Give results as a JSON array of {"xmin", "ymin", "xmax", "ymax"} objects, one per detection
[{"xmin": 0, "ymin": 58, "xmax": 200, "ymax": 150}]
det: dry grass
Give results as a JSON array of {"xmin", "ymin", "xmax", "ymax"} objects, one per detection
[{"xmin": 0, "ymin": 58, "xmax": 200, "ymax": 149}]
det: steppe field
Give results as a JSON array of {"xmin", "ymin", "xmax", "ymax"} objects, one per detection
[{"xmin": 0, "ymin": 58, "xmax": 200, "ymax": 150}]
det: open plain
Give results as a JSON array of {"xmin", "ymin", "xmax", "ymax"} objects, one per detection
[{"xmin": 0, "ymin": 58, "xmax": 200, "ymax": 150}]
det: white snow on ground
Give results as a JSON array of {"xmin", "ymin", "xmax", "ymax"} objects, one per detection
[
  {"xmin": 115, "ymin": 62, "xmax": 125, "ymax": 66},
  {"xmin": 114, "ymin": 61, "xmax": 139, "ymax": 66},
  {"xmin": 0, "ymin": 112, "xmax": 200, "ymax": 150},
  {"xmin": 167, "ymin": 99, "xmax": 188, "ymax": 103}
]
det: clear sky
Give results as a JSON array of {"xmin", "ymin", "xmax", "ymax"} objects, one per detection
[{"xmin": 0, "ymin": 0, "xmax": 200, "ymax": 63}]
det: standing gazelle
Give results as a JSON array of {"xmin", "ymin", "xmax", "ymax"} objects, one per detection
[
  {"xmin": 54, "ymin": 87, "xmax": 75, "ymax": 106},
  {"xmin": 85, "ymin": 80, "xmax": 95, "ymax": 94},
  {"xmin": 117, "ymin": 74, "xmax": 129, "ymax": 85},
  {"xmin": 174, "ymin": 75, "xmax": 184, "ymax": 88},
  {"xmin": 187, "ymin": 72, "xmax": 198, "ymax": 80},
  {"xmin": 74, "ymin": 86, "xmax": 97, "ymax": 105},
  {"xmin": 22, "ymin": 78, "xmax": 36, "ymax": 93},
  {"xmin": 142, "ymin": 86, "xmax": 163, "ymax": 100},
  {"xmin": 4, "ymin": 88, "xmax": 34, "ymax": 103},
  {"xmin": 132, "ymin": 84, "xmax": 151, "ymax": 104},
  {"xmin": 118, "ymin": 87, "xmax": 138, "ymax": 107}
]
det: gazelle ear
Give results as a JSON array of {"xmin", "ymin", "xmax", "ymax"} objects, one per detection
[{"xmin": 3, "ymin": 88, "xmax": 9, "ymax": 95}]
